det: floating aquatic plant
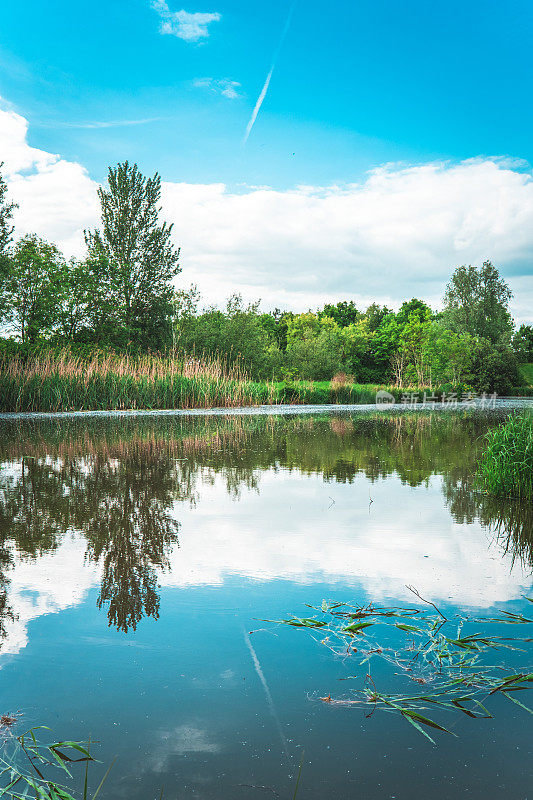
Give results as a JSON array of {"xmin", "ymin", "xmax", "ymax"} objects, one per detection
[{"xmin": 269, "ymin": 590, "xmax": 533, "ymax": 744}]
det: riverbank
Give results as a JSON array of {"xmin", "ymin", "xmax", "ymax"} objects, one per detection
[{"xmin": 1, "ymin": 350, "xmax": 532, "ymax": 412}]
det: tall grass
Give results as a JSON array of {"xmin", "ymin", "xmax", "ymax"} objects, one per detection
[
  {"xmin": 0, "ymin": 348, "xmax": 474, "ymax": 412},
  {"xmin": 0, "ymin": 349, "xmax": 275, "ymax": 412},
  {"xmin": 479, "ymin": 412, "xmax": 533, "ymax": 500}
]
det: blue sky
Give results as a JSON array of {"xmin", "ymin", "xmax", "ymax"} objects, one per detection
[
  {"xmin": 0, "ymin": 1, "xmax": 532, "ymax": 317},
  {"xmin": 2, "ymin": 0, "xmax": 532, "ymax": 186}
]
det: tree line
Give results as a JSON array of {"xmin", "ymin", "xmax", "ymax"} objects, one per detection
[{"xmin": 0, "ymin": 160, "xmax": 531, "ymax": 391}]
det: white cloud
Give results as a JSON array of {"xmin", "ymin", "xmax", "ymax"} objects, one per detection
[
  {"xmin": 192, "ymin": 77, "xmax": 242, "ymax": 99},
  {"xmin": 54, "ymin": 117, "xmax": 168, "ymax": 129},
  {"xmin": 1, "ymin": 101, "xmax": 532, "ymax": 321},
  {"xmin": 0, "ymin": 103, "xmax": 99, "ymax": 254},
  {"xmin": 151, "ymin": 1, "xmax": 220, "ymax": 42},
  {"xmin": 160, "ymin": 161, "xmax": 533, "ymax": 319}
]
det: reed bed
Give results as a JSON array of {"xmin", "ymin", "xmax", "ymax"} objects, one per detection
[
  {"xmin": 0, "ymin": 348, "xmax": 475, "ymax": 412},
  {"xmin": 0, "ymin": 349, "xmax": 275, "ymax": 412},
  {"xmin": 479, "ymin": 411, "xmax": 533, "ymax": 500}
]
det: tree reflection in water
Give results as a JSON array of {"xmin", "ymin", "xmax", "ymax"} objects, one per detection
[{"xmin": 0, "ymin": 410, "xmax": 530, "ymax": 636}]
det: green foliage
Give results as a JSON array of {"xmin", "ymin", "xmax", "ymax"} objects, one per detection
[
  {"xmin": 0, "ymin": 161, "xmax": 16, "ymax": 320},
  {"xmin": 396, "ymin": 297, "xmax": 432, "ymax": 325},
  {"xmin": 174, "ymin": 291, "xmax": 282, "ymax": 379},
  {"xmin": 519, "ymin": 363, "xmax": 533, "ymax": 387},
  {"xmin": 470, "ymin": 336, "xmax": 519, "ymax": 394},
  {"xmin": 0, "ymin": 162, "xmax": 16, "ymax": 257},
  {"xmin": 513, "ymin": 325, "xmax": 533, "ymax": 364},
  {"xmin": 319, "ymin": 300, "xmax": 361, "ymax": 327},
  {"xmin": 478, "ymin": 412, "xmax": 533, "ymax": 500},
  {"xmin": 0, "ymin": 349, "xmax": 274, "ymax": 413},
  {"xmin": 285, "ymin": 314, "xmax": 344, "ymax": 379},
  {"xmin": 3, "ymin": 235, "xmax": 66, "ymax": 343},
  {"xmin": 0, "ymin": 726, "xmax": 111, "ymax": 800},
  {"xmin": 85, "ymin": 161, "xmax": 181, "ymax": 349},
  {"xmin": 444, "ymin": 261, "xmax": 513, "ymax": 343},
  {"xmin": 0, "ymin": 161, "xmax": 523, "ymax": 395}
]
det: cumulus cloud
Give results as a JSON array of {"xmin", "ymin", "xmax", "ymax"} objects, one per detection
[
  {"xmin": 151, "ymin": 1, "xmax": 220, "ymax": 42},
  {"xmin": 0, "ymin": 103, "xmax": 99, "ymax": 254},
  {"xmin": 192, "ymin": 77, "xmax": 242, "ymax": 99},
  {"xmin": 1, "ymin": 101, "xmax": 532, "ymax": 320},
  {"xmin": 161, "ymin": 162, "xmax": 533, "ymax": 318}
]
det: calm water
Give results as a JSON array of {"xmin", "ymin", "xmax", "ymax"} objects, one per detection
[{"xmin": 0, "ymin": 405, "xmax": 531, "ymax": 799}]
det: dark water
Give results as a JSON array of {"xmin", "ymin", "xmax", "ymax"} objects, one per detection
[{"xmin": 0, "ymin": 406, "xmax": 531, "ymax": 799}]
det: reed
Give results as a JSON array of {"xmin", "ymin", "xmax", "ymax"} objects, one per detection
[
  {"xmin": 478, "ymin": 412, "xmax": 533, "ymax": 500},
  {"xmin": 0, "ymin": 348, "xmax": 275, "ymax": 412},
  {"xmin": 0, "ymin": 348, "xmax": 473, "ymax": 412}
]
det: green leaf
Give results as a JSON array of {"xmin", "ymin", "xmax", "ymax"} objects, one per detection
[
  {"xmin": 401, "ymin": 710, "xmax": 456, "ymax": 736},
  {"xmin": 502, "ymin": 692, "xmax": 533, "ymax": 715},
  {"xmin": 342, "ymin": 621, "xmax": 374, "ymax": 634},
  {"xmin": 395, "ymin": 623, "xmax": 422, "ymax": 633}
]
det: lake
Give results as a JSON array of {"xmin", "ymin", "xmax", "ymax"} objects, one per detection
[{"xmin": 0, "ymin": 403, "xmax": 531, "ymax": 799}]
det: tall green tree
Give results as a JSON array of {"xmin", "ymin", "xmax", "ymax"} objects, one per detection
[
  {"xmin": 85, "ymin": 161, "xmax": 181, "ymax": 349},
  {"xmin": 443, "ymin": 261, "xmax": 513, "ymax": 343},
  {"xmin": 4, "ymin": 234, "xmax": 65, "ymax": 343}
]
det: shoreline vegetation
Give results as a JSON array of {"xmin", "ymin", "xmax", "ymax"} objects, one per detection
[
  {"xmin": 1, "ymin": 348, "xmax": 532, "ymax": 413},
  {"xmin": 479, "ymin": 412, "xmax": 533, "ymax": 500},
  {"xmin": 0, "ymin": 162, "xmax": 532, "ymax": 413}
]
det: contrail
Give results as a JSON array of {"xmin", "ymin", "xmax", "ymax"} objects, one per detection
[
  {"xmin": 244, "ymin": 630, "xmax": 289, "ymax": 759},
  {"xmin": 243, "ymin": 0, "xmax": 298, "ymax": 144}
]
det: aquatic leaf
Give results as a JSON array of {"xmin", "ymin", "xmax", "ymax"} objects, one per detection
[
  {"xmin": 283, "ymin": 617, "xmax": 327, "ymax": 628},
  {"xmin": 395, "ymin": 623, "xmax": 422, "ymax": 633},
  {"xmin": 401, "ymin": 710, "xmax": 456, "ymax": 736},
  {"xmin": 502, "ymin": 692, "xmax": 533, "ymax": 715},
  {"xmin": 342, "ymin": 621, "xmax": 374, "ymax": 634},
  {"xmin": 400, "ymin": 712, "xmax": 437, "ymax": 744}
]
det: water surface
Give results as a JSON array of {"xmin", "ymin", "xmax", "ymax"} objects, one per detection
[{"xmin": 0, "ymin": 405, "xmax": 531, "ymax": 799}]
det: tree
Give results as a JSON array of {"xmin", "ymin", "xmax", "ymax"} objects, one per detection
[
  {"xmin": 0, "ymin": 163, "xmax": 17, "ymax": 320},
  {"xmin": 54, "ymin": 257, "xmax": 96, "ymax": 341},
  {"xmin": 431, "ymin": 326, "xmax": 474, "ymax": 385},
  {"xmin": 396, "ymin": 298, "xmax": 432, "ymax": 325},
  {"xmin": 443, "ymin": 261, "xmax": 513, "ymax": 343},
  {"xmin": 399, "ymin": 310, "xmax": 433, "ymax": 386},
  {"xmin": 4, "ymin": 235, "xmax": 65, "ymax": 343},
  {"xmin": 364, "ymin": 303, "xmax": 392, "ymax": 332},
  {"xmin": 470, "ymin": 337, "xmax": 519, "ymax": 394},
  {"xmin": 512, "ymin": 324, "xmax": 533, "ymax": 364},
  {"xmin": 0, "ymin": 163, "xmax": 16, "ymax": 258},
  {"xmin": 342, "ymin": 319, "xmax": 372, "ymax": 380},
  {"xmin": 320, "ymin": 300, "xmax": 361, "ymax": 327},
  {"xmin": 85, "ymin": 161, "xmax": 181, "ymax": 349},
  {"xmin": 286, "ymin": 313, "xmax": 344, "ymax": 379}
]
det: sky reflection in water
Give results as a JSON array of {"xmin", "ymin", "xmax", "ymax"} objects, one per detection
[{"xmin": 0, "ymin": 408, "xmax": 531, "ymax": 799}]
